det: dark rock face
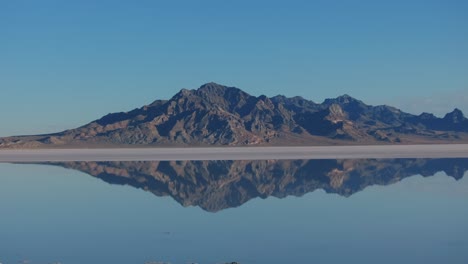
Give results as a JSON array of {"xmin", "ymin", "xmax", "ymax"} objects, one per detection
[
  {"xmin": 406, "ymin": 108, "xmax": 468, "ymax": 133},
  {"xmin": 46, "ymin": 158, "xmax": 468, "ymax": 212},
  {"xmin": 1, "ymin": 82, "xmax": 468, "ymax": 147}
]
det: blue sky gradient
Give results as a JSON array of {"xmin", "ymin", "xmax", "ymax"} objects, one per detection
[{"xmin": 1, "ymin": 0, "xmax": 467, "ymax": 136}]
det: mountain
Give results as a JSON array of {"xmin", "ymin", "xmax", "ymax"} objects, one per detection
[
  {"xmin": 1, "ymin": 82, "xmax": 468, "ymax": 148},
  {"xmin": 43, "ymin": 158, "xmax": 468, "ymax": 212}
]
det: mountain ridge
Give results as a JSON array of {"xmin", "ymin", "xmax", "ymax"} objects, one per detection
[{"xmin": 1, "ymin": 82, "xmax": 468, "ymax": 148}]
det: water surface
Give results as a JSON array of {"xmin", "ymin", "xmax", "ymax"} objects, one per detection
[{"xmin": 1, "ymin": 158, "xmax": 467, "ymax": 263}]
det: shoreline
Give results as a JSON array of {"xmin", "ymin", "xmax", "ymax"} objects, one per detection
[{"xmin": 1, "ymin": 144, "xmax": 468, "ymax": 162}]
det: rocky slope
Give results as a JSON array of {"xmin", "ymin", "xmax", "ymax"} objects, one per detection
[
  {"xmin": 2, "ymin": 82, "xmax": 468, "ymax": 147},
  {"xmin": 45, "ymin": 158, "xmax": 468, "ymax": 212}
]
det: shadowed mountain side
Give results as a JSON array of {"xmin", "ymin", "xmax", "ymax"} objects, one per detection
[
  {"xmin": 44, "ymin": 158, "xmax": 468, "ymax": 212},
  {"xmin": 2, "ymin": 82, "xmax": 468, "ymax": 148}
]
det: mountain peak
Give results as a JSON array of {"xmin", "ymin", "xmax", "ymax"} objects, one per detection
[
  {"xmin": 323, "ymin": 94, "xmax": 361, "ymax": 105},
  {"xmin": 339, "ymin": 94, "xmax": 353, "ymax": 99},
  {"xmin": 195, "ymin": 82, "xmax": 247, "ymax": 97},
  {"xmin": 444, "ymin": 108, "xmax": 465, "ymax": 123},
  {"xmin": 198, "ymin": 82, "xmax": 227, "ymax": 91},
  {"xmin": 419, "ymin": 112, "xmax": 436, "ymax": 120},
  {"xmin": 452, "ymin": 108, "xmax": 464, "ymax": 115},
  {"xmin": 199, "ymin": 81, "xmax": 224, "ymax": 87},
  {"xmin": 336, "ymin": 94, "xmax": 358, "ymax": 102}
]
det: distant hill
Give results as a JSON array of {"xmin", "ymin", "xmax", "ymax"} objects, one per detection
[{"xmin": 1, "ymin": 82, "xmax": 468, "ymax": 148}]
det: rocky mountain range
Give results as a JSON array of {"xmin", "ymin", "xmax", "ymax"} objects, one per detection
[
  {"xmin": 44, "ymin": 158, "xmax": 468, "ymax": 212},
  {"xmin": 2, "ymin": 82, "xmax": 468, "ymax": 148}
]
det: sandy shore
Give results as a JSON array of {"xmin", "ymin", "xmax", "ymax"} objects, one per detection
[{"xmin": 0, "ymin": 144, "xmax": 468, "ymax": 162}]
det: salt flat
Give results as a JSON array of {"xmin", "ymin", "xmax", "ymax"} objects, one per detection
[{"xmin": 0, "ymin": 144, "xmax": 467, "ymax": 162}]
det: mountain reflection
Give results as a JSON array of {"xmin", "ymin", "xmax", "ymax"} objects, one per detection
[{"xmin": 46, "ymin": 158, "xmax": 468, "ymax": 212}]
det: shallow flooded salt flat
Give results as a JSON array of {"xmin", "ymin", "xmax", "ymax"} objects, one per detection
[
  {"xmin": 1, "ymin": 144, "xmax": 468, "ymax": 162},
  {"xmin": 0, "ymin": 159, "xmax": 468, "ymax": 264}
]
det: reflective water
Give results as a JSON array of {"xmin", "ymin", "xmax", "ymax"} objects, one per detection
[{"xmin": 1, "ymin": 159, "xmax": 467, "ymax": 264}]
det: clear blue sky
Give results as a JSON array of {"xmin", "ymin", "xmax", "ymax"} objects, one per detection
[{"xmin": 1, "ymin": 0, "xmax": 467, "ymax": 137}]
